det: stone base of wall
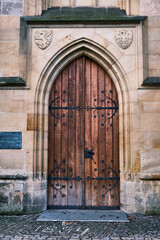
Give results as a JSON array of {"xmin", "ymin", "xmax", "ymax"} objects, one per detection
[{"xmin": 0, "ymin": 174, "xmax": 159, "ymax": 215}]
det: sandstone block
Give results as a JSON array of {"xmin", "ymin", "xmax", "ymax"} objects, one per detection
[
  {"xmin": 75, "ymin": 0, "xmax": 94, "ymax": 6},
  {"xmin": 0, "ymin": 150, "xmax": 26, "ymax": 170},
  {"xmin": 0, "ymin": 16, "xmax": 20, "ymax": 28},
  {"xmin": 2, "ymin": 0, "xmax": 23, "ymax": 16},
  {"xmin": 52, "ymin": 0, "xmax": 71, "ymax": 6},
  {"xmin": 0, "ymin": 29, "xmax": 19, "ymax": 42},
  {"xmin": 140, "ymin": 0, "xmax": 160, "ymax": 16}
]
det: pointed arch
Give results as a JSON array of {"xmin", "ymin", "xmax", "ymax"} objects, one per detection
[{"xmin": 33, "ymin": 38, "xmax": 131, "ymax": 210}]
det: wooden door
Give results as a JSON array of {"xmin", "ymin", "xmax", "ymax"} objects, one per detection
[{"xmin": 48, "ymin": 56, "xmax": 119, "ymax": 209}]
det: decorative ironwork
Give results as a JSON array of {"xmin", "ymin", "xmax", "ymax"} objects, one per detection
[
  {"xmin": 48, "ymin": 158, "xmax": 119, "ymax": 198},
  {"xmin": 84, "ymin": 148, "xmax": 95, "ymax": 159},
  {"xmin": 48, "ymin": 159, "xmax": 82, "ymax": 198},
  {"xmin": 49, "ymin": 90, "xmax": 118, "ymax": 126}
]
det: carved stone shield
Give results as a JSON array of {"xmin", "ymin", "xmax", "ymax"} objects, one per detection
[
  {"xmin": 114, "ymin": 30, "xmax": 133, "ymax": 49},
  {"xmin": 34, "ymin": 30, "xmax": 52, "ymax": 50}
]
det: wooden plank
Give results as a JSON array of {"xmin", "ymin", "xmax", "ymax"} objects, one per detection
[
  {"xmin": 61, "ymin": 66, "xmax": 69, "ymax": 206},
  {"xmin": 75, "ymin": 57, "xmax": 83, "ymax": 208},
  {"xmin": 104, "ymin": 72, "xmax": 113, "ymax": 207},
  {"xmin": 53, "ymin": 74, "xmax": 62, "ymax": 206},
  {"xmin": 91, "ymin": 60, "xmax": 98, "ymax": 207},
  {"xmin": 68, "ymin": 60, "xmax": 76, "ymax": 206},
  {"xmin": 0, "ymin": 132, "xmax": 22, "ymax": 149},
  {"xmin": 48, "ymin": 83, "xmax": 55, "ymax": 207},
  {"xmin": 97, "ymin": 66, "xmax": 106, "ymax": 207},
  {"xmin": 84, "ymin": 58, "xmax": 92, "ymax": 207},
  {"xmin": 112, "ymin": 81, "xmax": 119, "ymax": 207}
]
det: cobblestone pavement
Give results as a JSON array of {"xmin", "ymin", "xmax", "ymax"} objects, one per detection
[{"xmin": 0, "ymin": 214, "xmax": 159, "ymax": 240}]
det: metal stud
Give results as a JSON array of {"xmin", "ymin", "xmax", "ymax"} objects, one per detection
[
  {"xmin": 101, "ymin": 123, "xmax": 104, "ymax": 126},
  {"xmin": 54, "ymin": 123, "xmax": 57, "ymax": 127},
  {"xmin": 62, "ymin": 185, "xmax": 65, "ymax": 188},
  {"xmin": 70, "ymin": 186, "xmax": 73, "ymax": 189},
  {"xmin": 63, "ymin": 114, "xmax": 65, "ymax": 117},
  {"xmin": 110, "ymin": 90, "xmax": 112, "ymax": 93},
  {"xmin": 70, "ymin": 115, "xmax": 73, "ymax": 118},
  {"xmin": 63, "ymin": 123, "xmax": 66, "ymax": 126},
  {"xmin": 62, "ymin": 159, "xmax": 66, "ymax": 163},
  {"xmin": 110, "ymin": 124, "xmax": 113, "ymax": 127},
  {"xmin": 54, "ymin": 90, "xmax": 57, "ymax": 93},
  {"xmin": 94, "ymin": 168, "xmax": 97, "ymax": 172},
  {"xmin": 63, "ymin": 90, "xmax": 66, "ymax": 93},
  {"xmin": 62, "ymin": 169, "xmax": 65, "ymax": 173},
  {"xmin": 101, "ymin": 90, "xmax": 104, "ymax": 93},
  {"xmin": 94, "ymin": 98, "xmax": 97, "ymax": 101},
  {"xmin": 54, "ymin": 159, "xmax": 57, "ymax": 163},
  {"xmin": 102, "ymin": 194, "xmax": 105, "ymax": 198},
  {"xmin": 53, "ymin": 194, "xmax": 57, "ymax": 198},
  {"xmin": 94, "ymin": 186, "xmax": 97, "ymax": 189},
  {"xmin": 63, "ymin": 99, "xmax": 66, "ymax": 102},
  {"xmin": 56, "ymin": 183, "xmax": 59, "ymax": 186},
  {"xmin": 101, "ymin": 114, "xmax": 104, "ymax": 117},
  {"xmin": 62, "ymin": 194, "xmax": 65, "ymax": 198},
  {"xmin": 70, "ymin": 168, "xmax": 72, "ymax": 172},
  {"xmin": 102, "ymin": 185, "xmax": 105, "ymax": 188},
  {"xmin": 111, "ymin": 195, "xmax": 114, "ymax": 199},
  {"xmin": 94, "ymin": 115, "xmax": 96, "ymax": 118},
  {"xmin": 102, "ymin": 169, "xmax": 105, "ymax": 172},
  {"xmin": 101, "ymin": 160, "xmax": 104, "ymax": 163}
]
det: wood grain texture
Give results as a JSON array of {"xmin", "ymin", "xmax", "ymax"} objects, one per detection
[{"xmin": 48, "ymin": 56, "xmax": 119, "ymax": 209}]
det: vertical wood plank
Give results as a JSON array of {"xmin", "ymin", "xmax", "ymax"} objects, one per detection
[
  {"xmin": 105, "ymin": 73, "xmax": 113, "ymax": 207},
  {"xmin": 68, "ymin": 61, "xmax": 76, "ymax": 206},
  {"xmin": 48, "ymin": 83, "xmax": 55, "ymax": 207},
  {"xmin": 54, "ymin": 74, "xmax": 62, "ymax": 206},
  {"xmin": 112, "ymin": 81, "xmax": 119, "ymax": 207},
  {"xmin": 97, "ymin": 66, "xmax": 106, "ymax": 206},
  {"xmin": 91, "ymin": 60, "xmax": 98, "ymax": 207},
  {"xmin": 61, "ymin": 66, "xmax": 69, "ymax": 206},
  {"xmin": 75, "ymin": 58, "xmax": 83, "ymax": 207},
  {"xmin": 84, "ymin": 58, "xmax": 92, "ymax": 207}
]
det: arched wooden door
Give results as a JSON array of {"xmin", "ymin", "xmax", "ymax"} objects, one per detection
[{"xmin": 48, "ymin": 56, "xmax": 119, "ymax": 209}]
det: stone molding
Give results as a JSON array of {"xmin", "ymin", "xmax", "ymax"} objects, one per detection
[
  {"xmin": 142, "ymin": 77, "xmax": 160, "ymax": 87},
  {"xmin": 140, "ymin": 173, "xmax": 160, "ymax": 180},
  {"xmin": 0, "ymin": 174, "xmax": 28, "ymax": 180},
  {"xmin": 0, "ymin": 77, "xmax": 26, "ymax": 87},
  {"xmin": 22, "ymin": 7, "xmax": 146, "ymax": 24},
  {"xmin": 23, "ymin": 0, "xmax": 137, "ymax": 16}
]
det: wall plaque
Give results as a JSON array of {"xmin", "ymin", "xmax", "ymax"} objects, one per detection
[
  {"xmin": 34, "ymin": 30, "xmax": 52, "ymax": 50},
  {"xmin": 0, "ymin": 132, "xmax": 22, "ymax": 149},
  {"xmin": 114, "ymin": 30, "xmax": 133, "ymax": 49}
]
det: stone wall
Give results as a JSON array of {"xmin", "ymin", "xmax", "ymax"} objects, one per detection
[{"xmin": 0, "ymin": 0, "xmax": 160, "ymax": 215}]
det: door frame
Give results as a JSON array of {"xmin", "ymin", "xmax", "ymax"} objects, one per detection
[{"xmin": 33, "ymin": 38, "xmax": 131, "ymax": 212}]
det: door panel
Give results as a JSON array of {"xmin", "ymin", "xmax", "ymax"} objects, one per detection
[{"xmin": 48, "ymin": 56, "xmax": 119, "ymax": 209}]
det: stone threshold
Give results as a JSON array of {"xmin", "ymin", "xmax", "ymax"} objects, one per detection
[{"xmin": 37, "ymin": 209, "xmax": 129, "ymax": 222}]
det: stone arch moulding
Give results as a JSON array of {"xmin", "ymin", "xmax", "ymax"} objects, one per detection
[{"xmin": 33, "ymin": 38, "xmax": 131, "ymax": 198}]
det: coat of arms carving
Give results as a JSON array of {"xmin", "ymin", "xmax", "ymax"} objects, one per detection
[
  {"xmin": 114, "ymin": 30, "xmax": 133, "ymax": 49},
  {"xmin": 34, "ymin": 30, "xmax": 52, "ymax": 50}
]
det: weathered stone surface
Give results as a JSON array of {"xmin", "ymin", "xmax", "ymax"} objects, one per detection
[{"xmin": 2, "ymin": 0, "xmax": 23, "ymax": 16}]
